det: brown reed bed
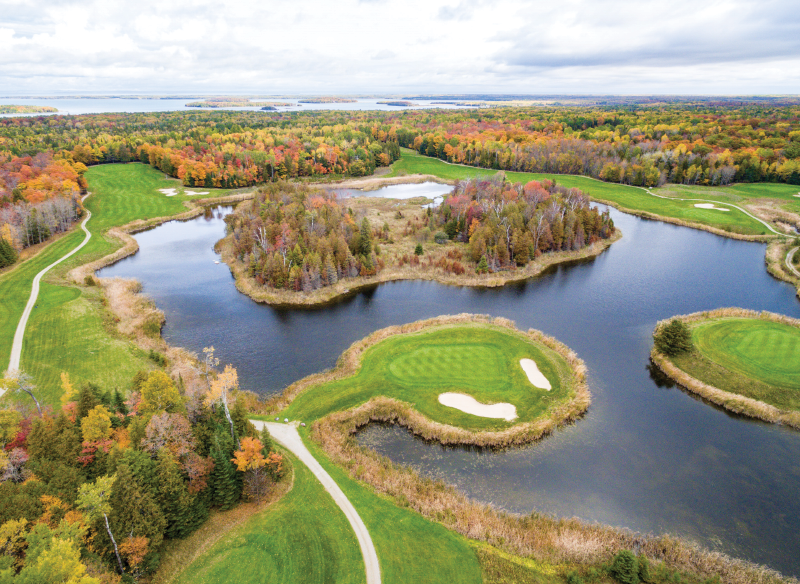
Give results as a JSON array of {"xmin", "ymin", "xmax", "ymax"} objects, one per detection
[
  {"xmin": 308, "ymin": 405, "xmax": 795, "ymax": 584},
  {"xmin": 651, "ymin": 308, "xmax": 800, "ymax": 430}
]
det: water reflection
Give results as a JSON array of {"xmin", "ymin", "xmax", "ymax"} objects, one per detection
[{"xmin": 99, "ymin": 203, "xmax": 800, "ymax": 576}]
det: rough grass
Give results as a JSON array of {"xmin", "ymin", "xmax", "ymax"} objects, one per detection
[
  {"xmin": 171, "ymin": 451, "xmax": 365, "ymax": 584},
  {"xmin": 302, "ymin": 427, "xmax": 483, "ymax": 584},
  {"xmin": 1, "ymin": 163, "xmax": 244, "ymax": 406},
  {"xmin": 389, "ymin": 149, "xmax": 778, "ymax": 238},
  {"xmin": 267, "ymin": 315, "xmax": 590, "ymax": 447},
  {"xmin": 652, "ymin": 308, "xmax": 800, "ymax": 429}
]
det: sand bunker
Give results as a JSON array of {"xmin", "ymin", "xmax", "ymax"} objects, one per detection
[
  {"xmin": 794, "ymin": 193, "xmax": 800, "ymax": 198},
  {"xmin": 185, "ymin": 190, "xmax": 209, "ymax": 195},
  {"xmin": 694, "ymin": 203, "xmax": 730, "ymax": 212},
  {"xmin": 520, "ymin": 358, "xmax": 552, "ymax": 390},
  {"xmin": 159, "ymin": 188, "xmax": 179, "ymax": 196},
  {"xmin": 438, "ymin": 393, "xmax": 517, "ymax": 421}
]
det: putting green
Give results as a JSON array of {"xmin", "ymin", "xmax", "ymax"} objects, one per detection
[
  {"xmin": 282, "ymin": 322, "xmax": 576, "ymax": 432},
  {"xmin": 692, "ymin": 318, "xmax": 800, "ymax": 392}
]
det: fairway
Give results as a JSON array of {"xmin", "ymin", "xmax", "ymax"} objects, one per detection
[
  {"xmin": 666, "ymin": 314, "xmax": 800, "ymax": 415},
  {"xmin": 390, "ymin": 149, "xmax": 777, "ymax": 236},
  {"xmin": 173, "ymin": 452, "xmax": 366, "ymax": 584},
  {"xmin": 1, "ymin": 163, "xmax": 236, "ymax": 405},
  {"xmin": 282, "ymin": 321, "xmax": 576, "ymax": 432}
]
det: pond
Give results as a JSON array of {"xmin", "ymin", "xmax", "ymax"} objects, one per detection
[{"xmin": 98, "ymin": 204, "xmax": 800, "ymax": 577}]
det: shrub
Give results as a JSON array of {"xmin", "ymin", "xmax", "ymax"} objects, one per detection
[
  {"xmin": 611, "ymin": 550, "xmax": 639, "ymax": 584},
  {"xmin": 84, "ymin": 274, "xmax": 95, "ymax": 286},
  {"xmin": 414, "ymin": 243, "xmax": 424, "ymax": 256},
  {"xmin": 566, "ymin": 571, "xmax": 585, "ymax": 584},
  {"xmin": 654, "ymin": 319, "xmax": 693, "ymax": 356},
  {"xmin": 434, "ymin": 231, "xmax": 449, "ymax": 244},
  {"xmin": 637, "ymin": 555, "xmax": 651, "ymax": 582}
]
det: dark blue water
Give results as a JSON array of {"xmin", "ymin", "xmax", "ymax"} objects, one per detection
[{"xmin": 99, "ymin": 205, "xmax": 800, "ymax": 577}]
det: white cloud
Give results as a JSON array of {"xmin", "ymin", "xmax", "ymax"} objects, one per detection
[{"xmin": 0, "ymin": 0, "xmax": 797, "ymax": 94}]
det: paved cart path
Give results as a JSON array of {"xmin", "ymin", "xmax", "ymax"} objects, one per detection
[{"xmin": 251, "ymin": 420, "xmax": 381, "ymax": 584}]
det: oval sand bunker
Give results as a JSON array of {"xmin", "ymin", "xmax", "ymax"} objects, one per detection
[
  {"xmin": 438, "ymin": 393, "xmax": 517, "ymax": 421},
  {"xmin": 520, "ymin": 358, "xmax": 552, "ymax": 390},
  {"xmin": 694, "ymin": 203, "xmax": 730, "ymax": 211}
]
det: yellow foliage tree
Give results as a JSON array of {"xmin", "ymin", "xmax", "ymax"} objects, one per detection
[
  {"xmin": 60, "ymin": 372, "xmax": 76, "ymax": 407},
  {"xmin": 139, "ymin": 370, "xmax": 182, "ymax": 415},
  {"xmin": 206, "ymin": 365, "xmax": 238, "ymax": 443},
  {"xmin": 80, "ymin": 405, "xmax": 113, "ymax": 443}
]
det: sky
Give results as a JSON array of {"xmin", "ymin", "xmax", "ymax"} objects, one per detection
[{"xmin": 1, "ymin": 0, "xmax": 799, "ymax": 96}]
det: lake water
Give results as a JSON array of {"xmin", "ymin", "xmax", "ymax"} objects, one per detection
[
  {"xmin": 98, "ymin": 200, "xmax": 800, "ymax": 577},
  {"xmin": 0, "ymin": 97, "xmax": 466, "ymax": 117}
]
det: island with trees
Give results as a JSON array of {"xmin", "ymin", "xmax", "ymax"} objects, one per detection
[
  {"xmin": 0, "ymin": 105, "xmax": 58, "ymax": 114},
  {"xmin": 217, "ymin": 174, "xmax": 617, "ymax": 305},
  {"xmin": 185, "ymin": 98, "xmax": 293, "ymax": 108},
  {"xmin": 651, "ymin": 308, "xmax": 800, "ymax": 428},
  {"xmin": 298, "ymin": 97, "xmax": 357, "ymax": 103}
]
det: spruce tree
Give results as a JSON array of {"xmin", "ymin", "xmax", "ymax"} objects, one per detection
[
  {"xmin": 654, "ymin": 319, "xmax": 693, "ymax": 356},
  {"xmin": 77, "ymin": 383, "xmax": 101, "ymax": 419},
  {"xmin": 110, "ymin": 464, "xmax": 167, "ymax": 551},
  {"xmin": 0, "ymin": 238, "xmax": 17, "ymax": 268},
  {"xmin": 156, "ymin": 449, "xmax": 201, "ymax": 539},
  {"xmin": 209, "ymin": 431, "xmax": 240, "ymax": 510}
]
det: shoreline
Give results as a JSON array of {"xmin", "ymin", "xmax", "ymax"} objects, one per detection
[
  {"xmin": 650, "ymin": 308, "xmax": 800, "ymax": 430},
  {"xmin": 264, "ymin": 314, "xmax": 591, "ymax": 448},
  {"xmin": 216, "ymin": 216, "xmax": 622, "ymax": 308}
]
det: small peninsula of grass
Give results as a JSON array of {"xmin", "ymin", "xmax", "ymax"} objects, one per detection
[
  {"xmin": 651, "ymin": 308, "xmax": 800, "ymax": 429},
  {"xmin": 270, "ymin": 314, "xmax": 589, "ymax": 447}
]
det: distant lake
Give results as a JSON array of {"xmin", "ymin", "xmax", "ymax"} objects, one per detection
[{"xmin": 0, "ymin": 97, "xmax": 468, "ymax": 117}]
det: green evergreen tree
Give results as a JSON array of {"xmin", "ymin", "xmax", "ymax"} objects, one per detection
[
  {"xmin": 654, "ymin": 319, "xmax": 693, "ymax": 356},
  {"xmin": 611, "ymin": 550, "xmax": 639, "ymax": 584},
  {"xmin": 77, "ymin": 383, "xmax": 101, "ymax": 419},
  {"xmin": 0, "ymin": 238, "xmax": 18, "ymax": 268},
  {"xmin": 231, "ymin": 399, "xmax": 256, "ymax": 442},
  {"xmin": 110, "ymin": 464, "xmax": 167, "ymax": 552},
  {"xmin": 156, "ymin": 449, "xmax": 204, "ymax": 539},
  {"xmin": 476, "ymin": 255, "xmax": 489, "ymax": 274},
  {"xmin": 414, "ymin": 243, "xmax": 423, "ymax": 256},
  {"xmin": 209, "ymin": 431, "xmax": 240, "ymax": 510},
  {"xmin": 359, "ymin": 218, "xmax": 372, "ymax": 256}
]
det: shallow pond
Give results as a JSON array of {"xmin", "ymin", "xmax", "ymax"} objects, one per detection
[{"xmin": 99, "ymin": 204, "xmax": 800, "ymax": 576}]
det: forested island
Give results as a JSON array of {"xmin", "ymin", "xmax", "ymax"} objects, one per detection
[
  {"xmin": 298, "ymin": 98, "xmax": 357, "ymax": 103},
  {"xmin": 0, "ymin": 105, "xmax": 58, "ymax": 114},
  {"xmin": 377, "ymin": 101, "xmax": 414, "ymax": 107},
  {"xmin": 185, "ymin": 98, "xmax": 292, "ymax": 108},
  {"xmin": 219, "ymin": 174, "xmax": 616, "ymax": 304}
]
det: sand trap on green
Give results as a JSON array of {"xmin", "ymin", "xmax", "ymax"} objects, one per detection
[
  {"xmin": 438, "ymin": 392, "xmax": 517, "ymax": 421},
  {"xmin": 281, "ymin": 320, "xmax": 577, "ymax": 432},
  {"xmin": 520, "ymin": 358, "xmax": 551, "ymax": 390}
]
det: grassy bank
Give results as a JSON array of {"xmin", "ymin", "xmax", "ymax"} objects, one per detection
[
  {"xmin": 388, "ymin": 149, "xmax": 786, "ymax": 239},
  {"xmin": 263, "ymin": 314, "xmax": 589, "ymax": 446},
  {"xmin": 1, "ymin": 163, "xmax": 243, "ymax": 405},
  {"xmin": 170, "ymin": 451, "xmax": 366, "ymax": 584},
  {"xmin": 651, "ymin": 308, "xmax": 800, "ymax": 429}
]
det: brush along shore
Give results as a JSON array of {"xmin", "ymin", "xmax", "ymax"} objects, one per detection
[{"xmin": 651, "ymin": 308, "xmax": 800, "ymax": 429}]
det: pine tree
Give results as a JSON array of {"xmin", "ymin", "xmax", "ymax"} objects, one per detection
[
  {"xmin": 77, "ymin": 383, "xmax": 101, "ymax": 419},
  {"xmin": 209, "ymin": 431, "xmax": 240, "ymax": 510},
  {"xmin": 156, "ymin": 449, "xmax": 203, "ymax": 539},
  {"xmin": 110, "ymin": 464, "xmax": 167, "ymax": 551},
  {"xmin": 0, "ymin": 237, "xmax": 18, "ymax": 268},
  {"xmin": 654, "ymin": 319, "xmax": 693, "ymax": 356}
]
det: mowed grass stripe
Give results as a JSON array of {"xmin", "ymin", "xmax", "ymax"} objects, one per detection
[
  {"xmin": 302, "ymin": 428, "xmax": 483, "ymax": 584},
  {"xmin": 283, "ymin": 324, "xmax": 572, "ymax": 432},
  {"xmin": 3, "ymin": 163, "xmax": 234, "ymax": 405},
  {"xmin": 173, "ymin": 452, "xmax": 365, "ymax": 584}
]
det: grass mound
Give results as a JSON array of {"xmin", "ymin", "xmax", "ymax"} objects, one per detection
[{"xmin": 279, "ymin": 315, "xmax": 586, "ymax": 438}]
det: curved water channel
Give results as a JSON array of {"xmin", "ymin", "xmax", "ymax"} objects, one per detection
[{"xmin": 99, "ymin": 184, "xmax": 800, "ymax": 577}]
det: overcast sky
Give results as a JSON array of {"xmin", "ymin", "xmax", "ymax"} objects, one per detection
[{"xmin": 1, "ymin": 0, "xmax": 798, "ymax": 95}]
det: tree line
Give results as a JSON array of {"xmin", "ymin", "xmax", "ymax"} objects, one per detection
[{"xmin": 0, "ymin": 357, "xmax": 283, "ymax": 581}]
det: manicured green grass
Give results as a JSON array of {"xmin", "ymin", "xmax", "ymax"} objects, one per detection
[
  {"xmin": 173, "ymin": 452, "xmax": 366, "ymax": 584},
  {"xmin": 389, "ymin": 149, "xmax": 773, "ymax": 236},
  {"xmin": 282, "ymin": 323, "xmax": 573, "ymax": 431},
  {"xmin": 664, "ymin": 182, "xmax": 800, "ymax": 214},
  {"xmin": 672, "ymin": 318, "xmax": 800, "ymax": 412},
  {"xmin": 1, "ymin": 163, "xmax": 234, "ymax": 405},
  {"xmin": 302, "ymin": 428, "xmax": 483, "ymax": 584}
]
